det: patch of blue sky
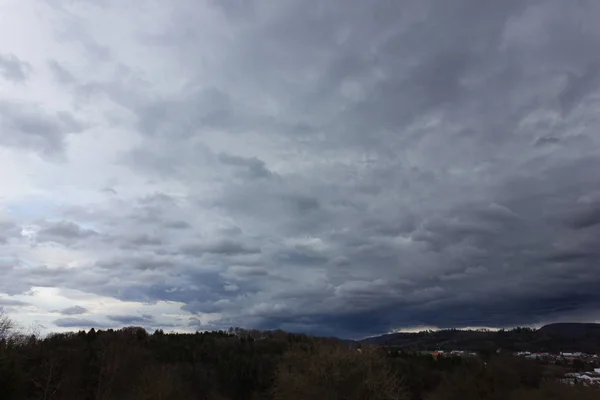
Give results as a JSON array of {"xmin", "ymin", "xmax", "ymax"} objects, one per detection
[
  {"xmin": 0, "ymin": 256, "xmax": 34, "ymax": 268},
  {"xmin": 3, "ymin": 195, "xmax": 58, "ymax": 221}
]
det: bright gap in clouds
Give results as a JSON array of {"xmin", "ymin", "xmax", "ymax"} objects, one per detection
[{"xmin": 1, "ymin": 0, "xmax": 600, "ymax": 339}]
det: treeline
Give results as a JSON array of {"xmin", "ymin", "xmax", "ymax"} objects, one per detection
[
  {"xmin": 1, "ymin": 325, "xmax": 599, "ymax": 399},
  {"xmin": 363, "ymin": 326, "xmax": 600, "ymax": 354}
]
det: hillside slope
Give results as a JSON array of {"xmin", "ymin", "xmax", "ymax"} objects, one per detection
[
  {"xmin": 362, "ymin": 324, "xmax": 600, "ymax": 353},
  {"xmin": 538, "ymin": 323, "xmax": 600, "ymax": 337}
]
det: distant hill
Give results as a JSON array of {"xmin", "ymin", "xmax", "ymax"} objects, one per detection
[
  {"xmin": 538, "ymin": 322, "xmax": 600, "ymax": 338},
  {"xmin": 361, "ymin": 324, "xmax": 600, "ymax": 353}
]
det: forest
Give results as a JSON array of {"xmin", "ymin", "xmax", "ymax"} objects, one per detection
[{"xmin": 2, "ymin": 312, "xmax": 600, "ymax": 400}]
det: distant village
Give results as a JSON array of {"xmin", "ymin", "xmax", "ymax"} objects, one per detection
[
  {"xmin": 513, "ymin": 350, "xmax": 599, "ymax": 362},
  {"xmin": 514, "ymin": 351, "xmax": 600, "ymax": 387},
  {"xmin": 418, "ymin": 349, "xmax": 600, "ymax": 387}
]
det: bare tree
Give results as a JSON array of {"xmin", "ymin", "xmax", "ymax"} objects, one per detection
[
  {"xmin": 273, "ymin": 343, "xmax": 407, "ymax": 400},
  {"xmin": 0, "ymin": 307, "xmax": 14, "ymax": 340},
  {"xmin": 31, "ymin": 358, "xmax": 63, "ymax": 400}
]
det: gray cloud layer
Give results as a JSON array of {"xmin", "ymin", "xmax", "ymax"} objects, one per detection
[
  {"xmin": 55, "ymin": 306, "xmax": 88, "ymax": 315},
  {"xmin": 53, "ymin": 318, "xmax": 108, "ymax": 328},
  {"xmin": 0, "ymin": 100, "xmax": 84, "ymax": 158},
  {"xmin": 0, "ymin": 299, "xmax": 30, "ymax": 307},
  {"xmin": 0, "ymin": 53, "xmax": 32, "ymax": 83},
  {"xmin": 2, "ymin": 0, "xmax": 600, "ymax": 338}
]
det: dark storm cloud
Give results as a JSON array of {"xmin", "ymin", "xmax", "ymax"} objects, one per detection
[
  {"xmin": 244, "ymin": 274, "xmax": 600, "ymax": 339},
  {"xmin": 0, "ymin": 53, "xmax": 32, "ymax": 83},
  {"xmin": 6, "ymin": 0, "xmax": 600, "ymax": 337},
  {"xmin": 0, "ymin": 100, "xmax": 84, "ymax": 157},
  {"xmin": 55, "ymin": 306, "xmax": 88, "ymax": 315}
]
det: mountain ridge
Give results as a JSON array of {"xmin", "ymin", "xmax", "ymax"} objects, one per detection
[
  {"xmin": 538, "ymin": 322, "xmax": 600, "ymax": 337},
  {"xmin": 360, "ymin": 323, "xmax": 600, "ymax": 353}
]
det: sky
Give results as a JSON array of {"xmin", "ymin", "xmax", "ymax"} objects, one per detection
[{"xmin": 1, "ymin": 0, "xmax": 600, "ymax": 339}]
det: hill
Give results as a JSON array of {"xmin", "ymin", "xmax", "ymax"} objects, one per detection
[
  {"xmin": 362, "ymin": 324, "xmax": 600, "ymax": 353},
  {"xmin": 538, "ymin": 323, "xmax": 600, "ymax": 338}
]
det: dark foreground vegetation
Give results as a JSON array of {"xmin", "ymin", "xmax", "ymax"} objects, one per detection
[{"xmin": 1, "ymin": 324, "xmax": 599, "ymax": 399}]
